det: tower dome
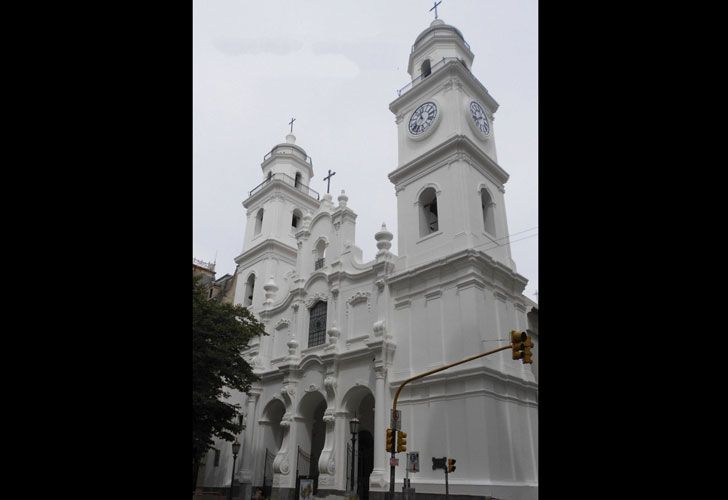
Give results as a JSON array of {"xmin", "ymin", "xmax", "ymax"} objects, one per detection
[{"xmin": 407, "ymin": 19, "xmax": 474, "ymax": 79}]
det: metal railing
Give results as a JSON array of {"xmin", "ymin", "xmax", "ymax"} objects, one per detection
[
  {"xmin": 314, "ymin": 258, "xmax": 325, "ymax": 270},
  {"xmin": 262, "ymin": 448, "xmax": 275, "ymax": 498},
  {"xmin": 248, "ymin": 172, "xmax": 320, "ymax": 200},
  {"xmin": 396, "ymin": 57, "xmax": 491, "ymax": 98}
]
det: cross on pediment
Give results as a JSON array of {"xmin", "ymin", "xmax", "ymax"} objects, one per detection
[{"xmin": 323, "ymin": 169, "xmax": 336, "ymax": 194}]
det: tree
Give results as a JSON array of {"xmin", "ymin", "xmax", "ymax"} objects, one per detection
[{"xmin": 192, "ymin": 275, "xmax": 266, "ymax": 487}]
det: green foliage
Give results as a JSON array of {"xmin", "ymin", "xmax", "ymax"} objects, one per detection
[{"xmin": 192, "ymin": 275, "xmax": 266, "ymax": 462}]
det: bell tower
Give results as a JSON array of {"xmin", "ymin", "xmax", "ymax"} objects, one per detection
[
  {"xmin": 233, "ymin": 133, "xmax": 321, "ymax": 310},
  {"xmin": 389, "ymin": 19, "xmax": 516, "ymax": 270}
]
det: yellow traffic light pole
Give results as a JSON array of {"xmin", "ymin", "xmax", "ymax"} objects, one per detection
[
  {"xmin": 387, "ymin": 339, "xmax": 520, "ymax": 498},
  {"xmin": 392, "ymin": 343, "xmax": 514, "ymax": 412}
]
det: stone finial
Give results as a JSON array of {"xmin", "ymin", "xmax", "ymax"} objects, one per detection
[
  {"xmin": 287, "ymin": 337, "xmax": 299, "ymax": 357},
  {"xmin": 327, "ymin": 325, "xmax": 340, "ymax": 342},
  {"xmin": 337, "ymin": 189, "xmax": 348, "ymax": 208},
  {"xmin": 375, "ymin": 222, "xmax": 393, "ymax": 256},
  {"xmin": 263, "ymin": 276, "xmax": 278, "ymax": 306},
  {"xmin": 321, "ymin": 192, "xmax": 333, "ymax": 209},
  {"xmin": 286, "ymin": 133, "xmax": 296, "ymax": 144}
]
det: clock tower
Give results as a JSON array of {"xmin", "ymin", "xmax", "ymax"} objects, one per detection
[{"xmin": 389, "ymin": 19, "xmax": 516, "ymax": 271}]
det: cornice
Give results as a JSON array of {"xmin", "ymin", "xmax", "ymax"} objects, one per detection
[
  {"xmin": 387, "ymin": 248, "xmax": 528, "ymax": 292},
  {"xmin": 391, "ymin": 59, "xmax": 499, "ymax": 115},
  {"xmin": 388, "ymin": 134, "xmax": 509, "ymax": 189},
  {"xmin": 233, "ymin": 239, "xmax": 297, "ymax": 266},
  {"xmin": 243, "ymin": 178, "xmax": 322, "ymax": 210}
]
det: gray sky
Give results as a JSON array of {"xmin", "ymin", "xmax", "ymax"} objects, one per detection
[{"xmin": 193, "ymin": 0, "xmax": 538, "ymax": 302}]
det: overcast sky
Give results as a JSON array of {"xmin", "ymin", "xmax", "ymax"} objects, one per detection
[{"xmin": 193, "ymin": 0, "xmax": 538, "ymax": 302}]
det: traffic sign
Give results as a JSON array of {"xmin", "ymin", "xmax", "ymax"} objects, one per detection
[
  {"xmin": 390, "ymin": 457, "xmax": 399, "ymax": 466},
  {"xmin": 432, "ymin": 457, "xmax": 446, "ymax": 470},
  {"xmin": 407, "ymin": 452, "xmax": 420, "ymax": 473}
]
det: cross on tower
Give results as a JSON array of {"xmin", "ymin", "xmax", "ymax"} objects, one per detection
[
  {"xmin": 323, "ymin": 169, "xmax": 336, "ymax": 194},
  {"xmin": 430, "ymin": 1, "xmax": 442, "ymax": 20},
  {"xmin": 289, "ymin": 117, "xmax": 296, "ymax": 133}
]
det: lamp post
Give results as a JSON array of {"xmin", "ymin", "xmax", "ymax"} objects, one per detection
[
  {"xmin": 349, "ymin": 415, "xmax": 360, "ymax": 499},
  {"xmin": 229, "ymin": 438, "xmax": 241, "ymax": 500}
]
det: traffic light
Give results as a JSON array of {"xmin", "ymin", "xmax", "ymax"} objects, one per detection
[
  {"xmin": 396, "ymin": 431, "xmax": 407, "ymax": 453},
  {"xmin": 386, "ymin": 428, "xmax": 394, "ymax": 453},
  {"xmin": 511, "ymin": 330, "xmax": 526, "ymax": 360},
  {"xmin": 447, "ymin": 458, "xmax": 456, "ymax": 473},
  {"xmin": 522, "ymin": 336, "xmax": 534, "ymax": 364}
]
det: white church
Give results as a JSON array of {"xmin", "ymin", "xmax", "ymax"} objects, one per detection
[{"xmin": 197, "ymin": 17, "xmax": 538, "ymax": 500}]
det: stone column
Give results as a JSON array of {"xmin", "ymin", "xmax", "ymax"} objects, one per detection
[
  {"xmin": 369, "ymin": 363, "xmax": 388, "ymax": 490},
  {"xmin": 240, "ymin": 388, "xmax": 262, "ymax": 485}
]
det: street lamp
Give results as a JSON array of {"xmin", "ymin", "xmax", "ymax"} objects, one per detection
[
  {"xmin": 349, "ymin": 415, "xmax": 360, "ymax": 498},
  {"xmin": 229, "ymin": 438, "xmax": 241, "ymax": 500}
]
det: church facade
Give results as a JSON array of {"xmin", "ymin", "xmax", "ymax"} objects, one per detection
[{"xmin": 197, "ymin": 18, "xmax": 538, "ymax": 500}]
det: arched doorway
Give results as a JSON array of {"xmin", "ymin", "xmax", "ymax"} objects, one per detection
[
  {"xmin": 357, "ymin": 430, "xmax": 374, "ymax": 500},
  {"xmin": 297, "ymin": 391, "xmax": 327, "ymax": 494},
  {"xmin": 259, "ymin": 399, "xmax": 285, "ymax": 498},
  {"xmin": 342, "ymin": 387, "xmax": 375, "ymax": 498}
]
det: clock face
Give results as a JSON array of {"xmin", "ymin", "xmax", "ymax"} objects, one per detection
[
  {"xmin": 408, "ymin": 102, "xmax": 438, "ymax": 136},
  {"xmin": 469, "ymin": 101, "xmax": 490, "ymax": 136}
]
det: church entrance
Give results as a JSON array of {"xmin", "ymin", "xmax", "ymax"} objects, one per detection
[
  {"xmin": 343, "ymin": 387, "xmax": 375, "ymax": 499},
  {"xmin": 357, "ymin": 430, "xmax": 374, "ymax": 500},
  {"xmin": 296, "ymin": 391, "xmax": 327, "ymax": 495},
  {"xmin": 259, "ymin": 399, "xmax": 285, "ymax": 499}
]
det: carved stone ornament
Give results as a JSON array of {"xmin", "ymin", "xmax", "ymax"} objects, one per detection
[
  {"xmin": 346, "ymin": 291, "xmax": 371, "ymax": 307},
  {"xmin": 275, "ymin": 318, "xmax": 291, "ymax": 330},
  {"xmin": 287, "ymin": 338, "xmax": 299, "ymax": 356},
  {"xmin": 375, "ymin": 279, "xmax": 386, "ymax": 291},
  {"xmin": 328, "ymin": 457, "xmax": 336, "ymax": 475},
  {"xmin": 373, "ymin": 320, "xmax": 386, "ymax": 337},
  {"xmin": 326, "ymin": 326, "xmax": 340, "ymax": 342},
  {"xmin": 273, "ymin": 452, "xmax": 290, "ymax": 475},
  {"xmin": 305, "ymin": 293, "xmax": 328, "ymax": 309},
  {"xmin": 304, "ymin": 384, "xmax": 320, "ymax": 393},
  {"xmin": 324, "ymin": 376, "xmax": 337, "ymax": 390}
]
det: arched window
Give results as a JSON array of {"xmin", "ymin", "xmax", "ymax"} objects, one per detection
[
  {"xmin": 481, "ymin": 188, "xmax": 496, "ymax": 236},
  {"xmin": 243, "ymin": 274, "xmax": 255, "ymax": 307},
  {"xmin": 255, "ymin": 208, "xmax": 264, "ymax": 235},
  {"xmin": 315, "ymin": 239, "xmax": 326, "ymax": 270},
  {"xmin": 294, "ymin": 172, "xmax": 302, "ymax": 189},
  {"xmin": 308, "ymin": 300, "xmax": 327, "ymax": 347},
  {"xmin": 419, "ymin": 187, "xmax": 439, "ymax": 237},
  {"xmin": 421, "ymin": 59, "xmax": 431, "ymax": 78},
  {"xmin": 291, "ymin": 209, "xmax": 302, "ymax": 230}
]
